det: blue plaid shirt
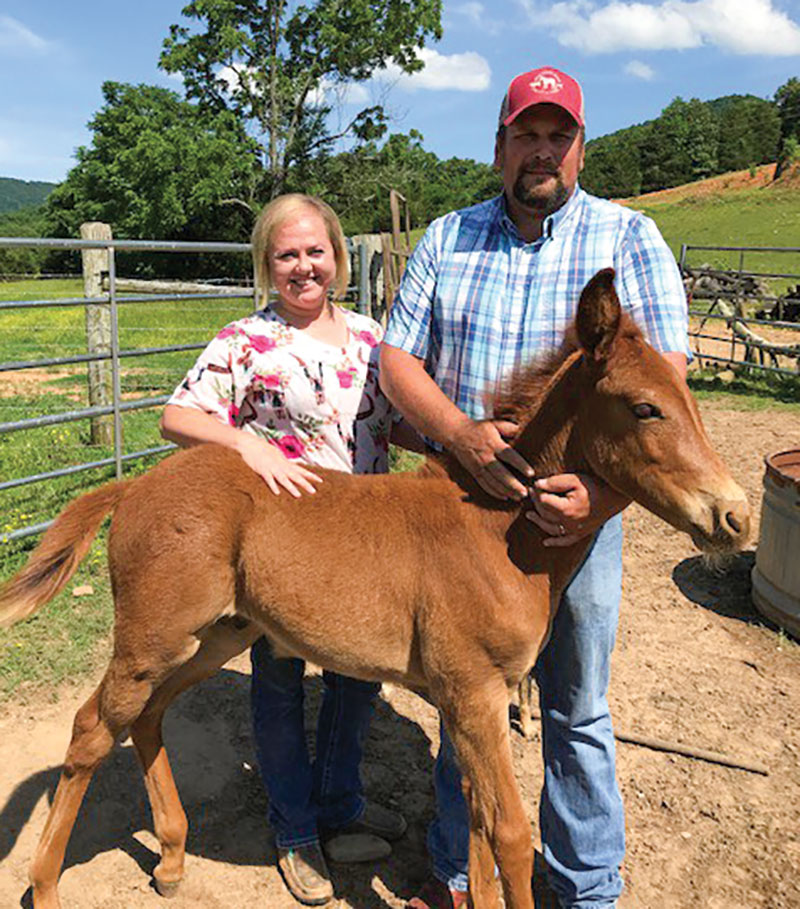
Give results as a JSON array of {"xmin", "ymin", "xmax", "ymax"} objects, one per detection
[{"xmin": 385, "ymin": 186, "xmax": 690, "ymax": 422}]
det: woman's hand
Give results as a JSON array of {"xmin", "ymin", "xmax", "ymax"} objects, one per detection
[{"xmin": 234, "ymin": 433, "xmax": 323, "ymax": 497}]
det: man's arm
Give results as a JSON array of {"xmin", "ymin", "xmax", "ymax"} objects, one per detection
[
  {"xmin": 662, "ymin": 351, "xmax": 688, "ymax": 380},
  {"xmin": 379, "ymin": 344, "xmax": 533, "ymax": 500}
]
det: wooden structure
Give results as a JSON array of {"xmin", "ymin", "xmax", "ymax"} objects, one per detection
[
  {"xmin": 379, "ymin": 188, "xmax": 413, "ymax": 315},
  {"xmin": 80, "ymin": 222, "xmax": 114, "ymax": 446},
  {"xmin": 752, "ymin": 449, "xmax": 800, "ymax": 638}
]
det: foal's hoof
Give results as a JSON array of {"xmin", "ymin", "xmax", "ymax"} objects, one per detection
[{"xmin": 154, "ymin": 877, "xmax": 182, "ymax": 899}]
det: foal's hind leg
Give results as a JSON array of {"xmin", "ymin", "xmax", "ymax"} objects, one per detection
[
  {"xmin": 130, "ymin": 619, "xmax": 258, "ymax": 898},
  {"xmin": 439, "ymin": 686, "xmax": 534, "ymax": 909},
  {"xmin": 29, "ymin": 668, "xmax": 156, "ymax": 909}
]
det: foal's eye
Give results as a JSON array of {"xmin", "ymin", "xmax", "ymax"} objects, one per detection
[{"xmin": 632, "ymin": 403, "xmax": 662, "ymax": 420}]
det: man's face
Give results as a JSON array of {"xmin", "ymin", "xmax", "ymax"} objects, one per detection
[{"xmin": 494, "ymin": 104, "xmax": 584, "ymax": 219}]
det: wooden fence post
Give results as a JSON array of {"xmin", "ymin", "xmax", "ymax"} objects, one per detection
[{"xmin": 80, "ymin": 221, "xmax": 114, "ymax": 446}]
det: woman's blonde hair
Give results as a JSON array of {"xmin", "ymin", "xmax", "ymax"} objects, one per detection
[{"xmin": 251, "ymin": 194, "xmax": 350, "ymax": 308}]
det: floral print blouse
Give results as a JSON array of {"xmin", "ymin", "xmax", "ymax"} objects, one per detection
[{"xmin": 168, "ymin": 306, "xmax": 393, "ymax": 475}]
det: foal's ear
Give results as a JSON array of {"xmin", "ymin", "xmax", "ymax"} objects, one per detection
[{"xmin": 576, "ymin": 268, "xmax": 622, "ymax": 363}]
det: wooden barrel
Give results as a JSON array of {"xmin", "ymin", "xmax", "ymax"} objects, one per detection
[{"xmin": 751, "ymin": 449, "xmax": 800, "ymax": 638}]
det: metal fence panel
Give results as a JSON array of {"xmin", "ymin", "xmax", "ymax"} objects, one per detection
[{"xmin": 0, "ymin": 234, "xmax": 370, "ymax": 541}]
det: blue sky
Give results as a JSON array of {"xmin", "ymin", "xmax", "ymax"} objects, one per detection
[{"xmin": 1, "ymin": 0, "xmax": 799, "ymax": 184}]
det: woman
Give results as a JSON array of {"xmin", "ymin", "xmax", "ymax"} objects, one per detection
[{"xmin": 161, "ymin": 194, "xmax": 409, "ymax": 906}]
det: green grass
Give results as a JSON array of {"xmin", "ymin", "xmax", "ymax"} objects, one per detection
[
  {"xmin": 0, "ymin": 275, "xmax": 261, "ymax": 699},
  {"xmin": 688, "ymin": 368, "xmax": 800, "ymax": 410},
  {"xmin": 0, "ymin": 534, "xmax": 114, "ymax": 700},
  {"xmin": 629, "ymin": 184, "xmax": 800, "ymax": 293}
]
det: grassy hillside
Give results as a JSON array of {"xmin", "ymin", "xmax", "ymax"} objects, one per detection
[
  {"xmin": 0, "ymin": 177, "xmax": 56, "ymax": 214},
  {"xmin": 621, "ymin": 164, "xmax": 800, "ymax": 280}
]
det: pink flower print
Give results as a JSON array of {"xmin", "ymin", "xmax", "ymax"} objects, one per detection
[
  {"xmin": 248, "ymin": 333, "xmax": 277, "ymax": 354},
  {"xmin": 253, "ymin": 372, "xmax": 282, "ymax": 389},
  {"xmin": 216, "ymin": 325, "xmax": 239, "ymax": 340},
  {"xmin": 227, "ymin": 401, "xmax": 239, "ymax": 425},
  {"xmin": 358, "ymin": 330, "xmax": 378, "ymax": 348},
  {"xmin": 276, "ymin": 434, "xmax": 305, "ymax": 459},
  {"xmin": 337, "ymin": 368, "xmax": 358, "ymax": 388}
]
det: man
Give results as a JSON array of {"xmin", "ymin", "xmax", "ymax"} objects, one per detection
[{"xmin": 379, "ymin": 66, "xmax": 690, "ymax": 908}]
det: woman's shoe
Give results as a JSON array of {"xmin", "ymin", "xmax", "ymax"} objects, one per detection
[{"xmin": 277, "ymin": 842, "xmax": 334, "ymax": 905}]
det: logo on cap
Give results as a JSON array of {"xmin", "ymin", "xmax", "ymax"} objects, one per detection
[{"xmin": 530, "ymin": 71, "xmax": 563, "ymax": 94}]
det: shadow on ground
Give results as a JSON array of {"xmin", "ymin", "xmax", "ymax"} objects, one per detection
[
  {"xmin": 1, "ymin": 667, "xmax": 436, "ymax": 908},
  {"xmin": 672, "ymin": 550, "xmax": 764, "ymax": 623}
]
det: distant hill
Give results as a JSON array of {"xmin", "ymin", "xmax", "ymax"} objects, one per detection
[
  {"xmin": 582, "ymin": 89, "xmax": 786, "ymax": 199},
  {"xmin": 0, "ymin": 177, "xmax": 57, "ymax": 214},
  {"xmin": 617, "ymin": 163, "xmax": 800, "ymax": 284}
]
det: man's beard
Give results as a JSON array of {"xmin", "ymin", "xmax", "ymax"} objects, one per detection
[{"xmin": 512, "ymin": 170, "xmax": 570, "ymax": 218}]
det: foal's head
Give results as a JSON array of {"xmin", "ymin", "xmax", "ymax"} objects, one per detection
[
  {"xmin": 498, "ymin": 269, "xmax": 749, "ymax": 554},
  {"xmin": 571, "ymin": 268, "xmax": 749, "ymax": 554}
]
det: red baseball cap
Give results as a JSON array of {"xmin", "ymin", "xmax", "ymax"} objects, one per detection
[{"xmin": 499, "ymin": 66, "xmax": 585, "ymax": 129}]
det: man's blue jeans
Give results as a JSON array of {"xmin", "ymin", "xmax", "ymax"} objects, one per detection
[
  {"xmin": 250, "ymin": 637, "xmax": 381, "ymax": 849},
  {"xmin": 427, "ymin": 515, "xmax": 625, "ymax": 908}
]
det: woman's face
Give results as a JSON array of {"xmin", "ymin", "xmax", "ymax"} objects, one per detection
[{"xmin": 268, "ymin": 210, "xmax": 338, "ymax": 320}]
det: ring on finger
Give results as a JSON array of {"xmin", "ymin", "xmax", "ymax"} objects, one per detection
[{"xmin": 558, "ymin": 523, "xmax": 566, "ymax": 536}]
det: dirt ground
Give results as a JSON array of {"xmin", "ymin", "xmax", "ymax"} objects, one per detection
[
  {"xmin": 1, "ymin": 400, "xmax": 799, "ymax": 909},
  {"xmin": 615, "ymin": 162, "xmax": 784, "ymax": 205}
]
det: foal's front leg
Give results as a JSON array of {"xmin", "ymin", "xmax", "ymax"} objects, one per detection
[{"xmin": 440, "ymin": 688, "xmax": 535, "ymax": 909}]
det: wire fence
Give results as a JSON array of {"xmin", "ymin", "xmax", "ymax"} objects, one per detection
[{"xmin": 0, "ymin": 235, "xmax": 371, "ymax": 542}]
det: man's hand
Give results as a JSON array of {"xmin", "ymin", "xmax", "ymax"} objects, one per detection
[
  {"xmin": 449, "ymin": 418, "xmax": 534, "ymax": 500},
  {"xmin": 526, "ymin": 473, "xmax": 630, "ymax": 546}
]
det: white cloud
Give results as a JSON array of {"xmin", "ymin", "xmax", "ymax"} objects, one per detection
[
  {"xmin": 520, "ymin": 0, "xmax": 800, "ymax": 55},
  {"xmin": 624, "ymin": 59, "xmax": 655, "ymax": 79},
  {"xmin": 679, "ymin": 0, "xmax": 800, "ymax": 55},
  {"xmin": 0, "ymin": 15, "xmax": 49, "ymax": 53},
  {"xmin": 217, "ymin": 64, "xmax": 253, "ymax": 95},
  {"xmin": 309, "ymin": 79, "xmax": 371, "ymax": 108},
  {"xmin": 379, "ymin": 48, "xmax": 491, "ymax": 92},
  {"xmin": 450, "ymin": 2, "xmax": 503, "ymax": 35},
  {"xmin": 215, "ymin": 66, "xmax": 371, "ymax": 107},
  {"xmin": 214, "ymin": 48, "xmax": 492, "ymax": 111}
]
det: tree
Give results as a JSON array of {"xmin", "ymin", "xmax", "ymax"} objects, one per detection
[
  {"xmin": 159, "ymin": 0, "xmax": 442, "ymax": 200},
  {"xmin": 0, "ymin": 206, "xmax": 48, "ymax": 275},
  {"xmin": 640, "ymin": 102, "xmax": 686, "ymax": 191},
  {"xmin": 684, "ymin": 98, "xmax": 719, "ymax": 180},
  {"xmin": 639, "ymin": 97, "xmax": 718, "ymax": 190},
  {"xmin": 582, "ymin": 133, "xmax": 642, "ymax": 198},
  {"xmin": 775, "ymin": 77, "xmax": 800, "ymax": 176},
  {"xmin": 717, "ymin": 98, "xmax": 780, "ymax": 173},
  {"xmin": 45, "ymin": 82, "xmax": 262, "ymax": 275},
  {"xmin": 304, "ymin": 130, "xmax": 501, "ymax": 234}
]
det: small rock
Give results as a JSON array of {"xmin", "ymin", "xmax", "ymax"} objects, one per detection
[{"xmin": 72, "ymin": 584, "xmax": 94, "ymax": 597}]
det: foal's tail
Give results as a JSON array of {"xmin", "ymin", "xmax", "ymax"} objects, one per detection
[{"xmin": 0, "ymin": 480, "xmax": 131, "ymax": 629}]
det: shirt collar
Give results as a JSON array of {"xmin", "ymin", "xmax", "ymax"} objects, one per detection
[{"xmin": 498, "ymin": 183, "xmax": 584, "ymax": 243}]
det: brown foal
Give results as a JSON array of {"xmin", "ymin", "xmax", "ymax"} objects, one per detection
[{"xmin": 0, "ymin": 269, "xmax": 749, "ymax": 909}]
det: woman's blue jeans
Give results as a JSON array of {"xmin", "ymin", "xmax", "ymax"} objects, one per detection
[
  {"xmin": 428, "ymin": 515, "xmax": 625, "ymax": 908},
  {"xmin": 250, "ymin": 637, "xmax": 381, "ymax": 849}
]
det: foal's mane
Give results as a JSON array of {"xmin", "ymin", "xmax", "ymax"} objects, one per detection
[
  {"xmin": 490, "ymin": 330, "xmax": 581, "ymax": 424},
  {"xmin": 490, "ymin": 313, "xmax": 644, "ymax": 425}
]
